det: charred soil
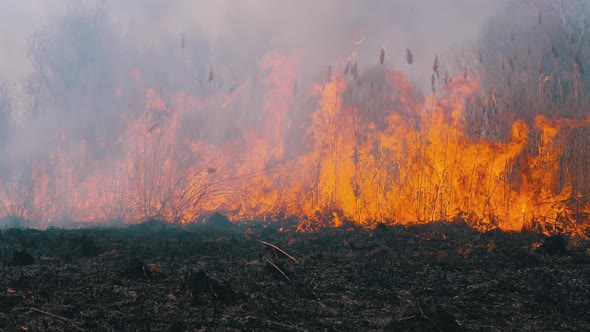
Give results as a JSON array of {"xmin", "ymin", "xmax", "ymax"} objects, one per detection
[{"xmin": 0, "ymin": 219, "xmax": 589, "ymax": 331}]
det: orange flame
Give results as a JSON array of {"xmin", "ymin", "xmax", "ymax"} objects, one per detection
[{"xmin": 1, "ymin": 52, "xmax": 589, "ymax": 236}]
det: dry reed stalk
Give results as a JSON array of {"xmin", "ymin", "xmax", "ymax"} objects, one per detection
[
  {"xmin": 256, "ymin": 239, "xmax": 300, "ymax": 264},
  {"xmin": 406, "ymin": 48, "xmax": 414, "ymax": 86},
  {"xmin": 431, "ymin": 73, "xmax": 436, "ymax": 94},
  {"xmin": 351, "ymin": 61, "xmax": 358, "ymax": 80},
  {"xmin": 537, "ymin": 51, "xmax": 543, "ymax": 75},
  {"xmin": 442, "ymin": 71, "xmax": 449, "ymax": 87},
  {"xmin": 508, "ymin": 57, "xmax": 515, "ymax": 72},
  {"xmin": 208, "ymin": 65, "xmax": 214, "ymax": 83}
]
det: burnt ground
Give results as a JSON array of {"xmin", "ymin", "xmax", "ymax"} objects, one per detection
[{"xmin": 0, "ymin": 218, "xmax": 589, "ymax": 331}]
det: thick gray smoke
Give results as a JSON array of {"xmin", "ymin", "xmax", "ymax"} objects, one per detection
[
  {"xmin": 1, "ymin": 0, "xmax": 506, "ymax": 153},
  {"xmin": 0, "ymin": 0, "xmax": 508, "ymax": 226}
]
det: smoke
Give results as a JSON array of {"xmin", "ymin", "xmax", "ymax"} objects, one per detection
[
  {"xmin": 0, "ymin": 0, "xmax": 507, "ymax": 225},
  {"xmin": 0, "ymin": 0, "xmax": 508, "ymax": 151},
  {"xmin": 0, "ymin": 0, "xmax": 506, "ymax": 82}
]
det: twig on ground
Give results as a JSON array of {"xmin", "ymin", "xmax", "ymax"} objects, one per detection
[
  {"xmin": 27, "ymin": 308, "xmax": 85, "ymax": 331},
  {"xmin": 243, "ymin": 315, "xmax": 310, "ymax": 331},
  {"xmin": 417, "ymin": 300, "xmax": 442, "ymax": 332},
  {"xmin": 263, "ymin": 257, "xmax": 291, "ymax": 281},
  {"xmin": 255, "ymin": 240, "xmax": 300, "ymax": 264}
]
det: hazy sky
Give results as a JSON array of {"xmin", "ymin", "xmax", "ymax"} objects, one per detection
[
  {"xmin": 0, "ymin": 1, "xmax": 65, "ymax": 82},
  {"xmin": 0, "ymin": 0, "xmax": 507, "ymax": 84}
]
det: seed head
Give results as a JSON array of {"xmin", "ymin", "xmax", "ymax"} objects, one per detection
[{"xmin": 406, "ymin": 48, "xmax": 413, "ymax": 65}]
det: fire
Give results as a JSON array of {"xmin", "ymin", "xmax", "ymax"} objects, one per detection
[{"xmin": 1, "ymin": 51, "xmax": 589, "ymax": 235}]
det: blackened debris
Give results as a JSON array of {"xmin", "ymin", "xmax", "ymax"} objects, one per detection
[
  {"xmin": 536, "ymin": 234, "xmax": 568, "ymax": 255},
  {"xmin": 10, "ymin": 249, "xmax": 34, "ymax": 266},
  {"xmin": 204, "ymin": 212, "xmax": 233, "ymax": 229}
]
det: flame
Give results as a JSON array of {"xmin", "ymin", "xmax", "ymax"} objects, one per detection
[{"xmin": 1, "ymin": 51, "xmax": 589, "ymax": 235}]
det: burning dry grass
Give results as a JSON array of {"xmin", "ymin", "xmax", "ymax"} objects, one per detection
[{"xmin": 1, "ymin": 23, "xmax": 590, "ymax": 237}]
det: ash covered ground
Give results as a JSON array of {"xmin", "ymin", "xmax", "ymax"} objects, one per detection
[{"xmin": 1, "ymin": 216, "xmax": 589, "ymax": 331}]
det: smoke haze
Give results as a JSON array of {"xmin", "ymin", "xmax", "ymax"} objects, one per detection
[
  {"xmin": 0, "ymin": 0, "xmax": 505, "ymax": 82},
  {"xmin": 0, "ymin": 0, "xmax": 510, "ymax": 226}
]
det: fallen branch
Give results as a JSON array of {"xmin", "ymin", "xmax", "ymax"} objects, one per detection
[
  {"xmin": 417, "ymin": 300, "xmax": 443, "ymax": 332},
  {"xmin": 255, "ymin": 240, "xmax": 300, "ymax": 264},
  {"xmin": 27, "ymin": 308, "xmax": 85, "ymax": 331},
  {"xmin": 263, "ymin": 257, "xmax": 291, "ymax": 281},
  {"xmin": 243, "ymin": 315, "xmax": 309, "ymax": 331}
]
